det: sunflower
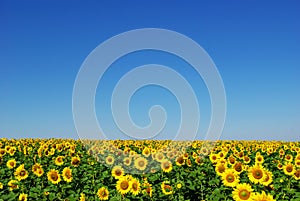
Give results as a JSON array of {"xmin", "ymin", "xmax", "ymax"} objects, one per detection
[
  {"xmin": 209, "ymin": 153, "xmax": 219, "ymax": 163},
  {"xmin": 232, "ymin": 183, "xmax": 254, "ymax": 201},
  {"xmin": 49, "ymin": 147, "xmax": 55, "ymax": 156},
  {"xmin": 6, "ymin": 159, "xmax": 17, "ymax": 169},
  {"xmin": 55, "ymin": 156, "xmax": 64, "ymax": 166},
  {"xmin": 233, "ymin": 162, "xmax": 244, "ymax": 174},
  {"xmin": 56, "ymin": 143, "xmax": 63, "ymax": 152},
  {"xmin": 47, "ymin": 169, "xmax": 61, "ymax": 184},
  {"xmin": 190, "ymin": 151, "xmax": 197, "ymax": 159},
  {"xmin": 97, "ymin": 187, "xmax": 109, "ymax": 200},
  {"xmin": 295, "ymin": 159, "xmax": 300, "ymax": 168},
  {"xmin": 111, "ymin": 166, "xmax": 124, "ymax": 179},
  {"xmin": 9, "ymin": 146, "xmax": 16, "ymax": 156},
  {"xmin": 8, "ymin": 179, "xmax": 19, "ymax": 191},
  {"xmin": 62, "ymin": 167, "xmax": 72, "ymax": 182},
  {"xmin": 279, "ymin": 149, "xmax": 285, "ymax": 156},
  {"xmin": 130, "ymin": 178, "xmax": 141, "ymax": 196},
  {"xmin": 277, "ymin": 162, "xmax": 283, "ymax": 170},
  {"xmin": 18, "ymin": 193, "xmax": 28, "ymax": 201},
  {"xmin": 105, "ymin": 155, "xmax": 114, "ymax": 165},
  {"xmin": 243, "ymin": 156, "xmax": 251, "ymax": 164},
  {"xmin": 252, "ymin": 191, "xmax": 275, "ymax": 201},
  {"xmin": 14, "ymin": 164, "xmax": 29, "ymax": 181},
  {"xmin": 36, "ymin": 168, "xmax": 44, "ymax": 177},
  {"xmin": 218, "ymin": 158, "xmax": 227, "ymax": 165},
  {"xmin": 69, "ymin": 145, "xmax": 76, "ymax": 154},
  {"xmin": 248, "ymin": 164, "xmax": 266, "ymax": 184},
  {"xmin": 116, "ymin": 176, "xmax": 131, "ymax": 195},
  {"xmin": 143, "ymin": 181, "xmax": 153, "ymax": 197},
  {"xmin": 161, "ymin": 159, "xmax": 172, "ymax": 173},
  {"xmin": 183, "ymin": 152, "xmax": 189, "ymax": 159},
  {"xmin": 71, "ymin": 156, "xmax": 80, "ymax": 167},
  {"xmin": 155, "ymin": 152, "xmax": 165, "ymax": 162},
  {"xmin": 129, "ymin": 150, "xmax": 137, "ymax": 157},
  {"xmin": 0, "ymin": 148, "xmax": 6, "ymax": 156},
  {"xmin": 221, "ymin": 169, "xmax": 239, "ymax": 187},
  {"xmin": 215, "ymin": 162, "xmax": 227, "ymax": 176},
  {"xmin": 255, "ymin": 154, "xmax": 264, "ymax": 164},
  {"xmin": 283, "ymin": 162, "xmax": 296, "ymax": 176},
  {"xmin": 175, "ymin": 155, "xmax": 185, "ymax": 166},
  {"xmin": 32, "ymin": 163, "xmax": 42, "ymax": 172},
  {"xmin": 186, "ymin": 159, "xmax": 192, "ymax": 167},
  {"xmin": 5, "ymin": 145, "xmax": 11, "ymax": 153},
  {"xmin": 176, "ymin": 181, "xmax": 184, "ymax": 189},
  {"xmin": 123, "ymin": 157, "xmax": 131, "ymax": 166},
  {"xmin": 228, "ymin": 155, "xmax": 236, "ymax": 165},
  {"xmin": 261, "ymin": 169, "xmax": 273, "ymax": 186},
  {"xmin": 195, "ymin": 156, "xmax": 202, "ymax": 165},
  {"xmin": 142, "ymin": 147, "xmax": 151, "ymax": 157},
  {"xmin": 161, "ymin": 181, "xmax": 173, "ymax": 195},
  {"xmin": 293, "ymin": 169, "xmax": 300, "ymax": 180},
  {"xmin": 79, "ymin": 193, "xmax": 86, "ymax": 201},
  {"xmin": 284, "ymin": 154, "xmax": 293, "ymax": 162},
  {"xmin": 134, "ymin": 157, "xmax": 148, "ymax": 171},
  {"xmin": 237, "ymin": 151, "xmax": 244, "ymax": 159}
]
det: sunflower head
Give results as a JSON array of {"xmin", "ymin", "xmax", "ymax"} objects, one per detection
[
  {"xmin": 221, "ymin": 169, "xmax": 239, "ymax": 187},
  {"xmin": 8, "ymin": 179, "xmax": 19, "ymax": 191},
  {"xmin": 130, "ymin": 178, "xmax": 141, "ymax": 196},
  {"xmin": 134, "ymin": 157, "xmax": 148, "ymax": 171},
  {"xmin": 175, "ymin": 155, "xmax": 185, "ymax": 166},
  {"xmin": 18, "ymin": 193, "xmax": 28, "ymax": 201},
  {"xmin": 262, "ymin": 170, "xmax": 273, "ymax": 186},
  {"xmin": 47, "ymin": 169, "xmax": 61, "ymax": 184},
  {"xmin": 62, "ymin": 167, "xmax": 72, "ymax": 182},
  {"xmin": 255, "ymin": 154, "xmax": 264, "ymax": 164},
  {"xmin": 105, "ymin": 155, "xmax": 114, "ymax": 166},
  {"xmin": 142, "ymin": 147, "xmax": 151, "ymax": 157},
  {"xmin": 228, "ymin": 155, "xmax": 236, "ymax": 165},
  {"xmin": 123, "ymin": 157, "xmax": 131, "ymax": 166},
  {"xmin": 7, "ymin": 159, "xmax": 17, "ymax": 169},
  {"xmin": 14, "ymin": 164, "xmax": 28, "ymax": 181},
  {"xmin": 248, "ymin": 164, "xmax": 266, "ymax": 184},
  {"xmin": 209, "ymin": 153, "xmax": 218, "ymax": 163},
  {"xmin": 116, "ymin": 176, "xmax": 131, "ymax": 195},
  {"xmin": 285, "ymin": 154, "xmax": 293, "ymax": 162},
  {"xmin": 293, "ymin": 169, "xmax": 300, "ymax": 180},
  {"xmin": 161, "ymin": 181, "xmax": 173, "ymax": 195},
  {"xmin": 252, "ymin": 191, "xmax": 275, "ymax": 201},
  {"xmin": 143, "ymin": 182, "xmax": 153, "ymax": 197},
  {"xmin": 79, "ymin": 193, "xmax": 85, "ymax": 201},
  {"xmin": 161, "ymin": 159, "xmax": 172, "ymax": 173},
  {"xmin": 233, "ymin": 162, "xmax": 244, "ymax": 174},
  {"xmin": 55, "ymin": 156, "xmax": 64, "ymax": 166},
  {"xmin": 155, "ymin": 152, "xmax": 165, "ymax": 162},
  {"xmin": 97, "ymin": 187, "xmax": 109, "ymax": 200},
  {"xmin": 232, "ymin": 183, "xmax": 254, "ymax": 201},
  {"xmin": 215, "ymin": 162, "xmax": 227, "ymax": 176},
  {"xmin": 283, "ymin": 162, "xmax": 295, "ymax": 176},
  {"xmin": 111, "ymin": 166, "xmax": 124, "ymax": 179},
  {"xmin": 71, "ymin": 156, "xmax": 81, "ymax": 167}
]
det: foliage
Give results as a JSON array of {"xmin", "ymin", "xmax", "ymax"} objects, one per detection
[{"xmin": 0, "ymin": 138, "xmax": 299, "ymax": 201}]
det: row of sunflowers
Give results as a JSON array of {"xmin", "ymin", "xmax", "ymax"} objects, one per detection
[{"xmin": 0, "ymin": 138, "xmax": 299, "ymax": 201}]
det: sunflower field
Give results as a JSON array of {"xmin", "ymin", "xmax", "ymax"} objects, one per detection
[{"xmin": 0, "ymin": 138, "xmax": 299, "ymax": 201}]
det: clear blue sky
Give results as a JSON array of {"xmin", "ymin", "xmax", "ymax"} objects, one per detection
[{"xmin": 0, "ymin": 1, "xmax": 299, "ymax": 141}]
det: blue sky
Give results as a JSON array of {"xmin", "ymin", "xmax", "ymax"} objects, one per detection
[{"xmin": 0, "ymin": 1, "xmax": 299, "ymax": 141}]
